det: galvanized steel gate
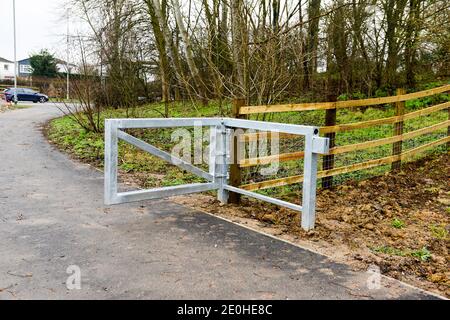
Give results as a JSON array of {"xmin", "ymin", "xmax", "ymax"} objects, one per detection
[{"xmin": 104, "ymin": 118, "xmax": 329, "ymax": 230}]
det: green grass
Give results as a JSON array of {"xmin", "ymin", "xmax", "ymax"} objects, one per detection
[
  {"xmin": 410, "ymin": 247, "xmax": 432, "ymax": 262},
  {"xmin": 47, "ymin": 91, "xmax": 449, "ymax": 199},
  {"xmin": 429, "ymin": 224, "xmax": 448, "ymax": 239},
  {"xmin": 241, "ymin": 90, "xmax": 449, "ymax": 191},
  {"xmin": 49, "ymin": 98, "xmax": 80, "ymax": 103},
  {"xmin": 47, "ymin": 101, "xmax": 227, "ymax": 188},
  {"xmin": 373, "ymin": 246, "xmax": 432, "ymax": 262},
  {"xmin": 374, "ymin": 246, "xmax": 407, "ymax": 257},
  {"xmin": 392, "ymin": 218, "xmax": 405, "ymax": 229},
  {"xmin": 15, "ymin": 105, "xmax": 31, "ymax": 110}
]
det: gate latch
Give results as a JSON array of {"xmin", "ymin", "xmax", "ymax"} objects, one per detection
[{"xmin": 312, "ymin": 137, "xmax": 330, "ymax": 155}]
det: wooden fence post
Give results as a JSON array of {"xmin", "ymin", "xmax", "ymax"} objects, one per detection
[
  {"xmin": 229, "ymin": 98, "xmax": 246, "ymax": 204},
  {"xmin": 392, "ymin": 88, "xmax": 406, "ymax": 171},
  {"xmin": 322, "ymin": 95, "xmax": 337, "ymax": 189},
  {"xmin": 448, "ymin": 100, "xmax": 450, "ymax": 151}
]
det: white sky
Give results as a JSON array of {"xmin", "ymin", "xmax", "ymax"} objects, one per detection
[{"xmin": 0, "ymin": 0, "xmax": 69, "ymax": 61}]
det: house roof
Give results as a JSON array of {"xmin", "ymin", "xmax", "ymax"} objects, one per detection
[
  {"xmin": 55, "ymin": 58, "xmax": 77, "ymax": 68},
  {"xmin": 0, "ymin": 57, "xmax": 14, "ymax": 63},
  {"xmin": 17, "ymin": 57, "xmax": 77, "ymax": 68}
]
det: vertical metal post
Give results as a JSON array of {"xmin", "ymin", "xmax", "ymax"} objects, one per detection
[
  {"xmin": 392, "ymin": 88, "xmax": 406, "ymax": 171},
  {"xmin": 104, "ymin": 120, "xmax": 118, "ymax": 205},
  {"xmin": 301, "ymin": 132, "xmax": 319, "ymax": 231},
  {"xmin": 229, "ymin": 99, "xmax": 246, "ymax": 204},
  {"xmin": 210, "ymin": 124, "xmax": 229, "ymax": 203},
  {"xmin": 322, "ymin": 99, "xmax": 337, "ymax": 188},
  {"xmin": 209, "ymin": 125, "xmax": 217, "ymax": 177},
  {"xmin": 66, "ymin": 8, "xmax": 70, "ymax": 100},
  {"xmin": 447, "ymin": 103, "xmax": 450, "ymax": 151},
  {"xmin": 12, "ymin": 0, "xmax": 18, "ymax": 104}
]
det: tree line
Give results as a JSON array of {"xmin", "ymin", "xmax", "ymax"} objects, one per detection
[{"xmin": 70, "ymin": 0, "xmax": 450, "ymax": 110}]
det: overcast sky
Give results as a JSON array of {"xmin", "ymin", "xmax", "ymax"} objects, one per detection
[{"xmin": 0, "ymin": 0, "xmax": 70, "ymax": 61}]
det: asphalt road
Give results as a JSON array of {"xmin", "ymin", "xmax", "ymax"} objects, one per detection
[{"xmin": 0, "ymin": 103, "xmax": 441, "ymax": 299}]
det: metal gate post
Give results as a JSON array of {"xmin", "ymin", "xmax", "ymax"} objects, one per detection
[
  {"xmin": 209, "ymin": 123, "xmax": 229, "ymax": 203},
  {"xmin": 301, "ymin": 133, "xmax": 320, "ymax": 231},
  {"xmin": 104, "ymin": 120, "xmax": 119, "ymax": 205}
]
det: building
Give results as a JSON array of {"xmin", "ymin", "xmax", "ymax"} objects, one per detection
[
  {"xmin": 18, "ymin": 58, "xmax": 33, "ymax": 78},
  {"xmin": 0, "ymin": 57, "xmax": 15, "ymax": 81},
  {"xmin": 18, "ymin": 57, "xmax": 79, "ymax": 78},
  {"xmin": 55, "ymin": 58, "xmax": 79, "ymax": 75}
]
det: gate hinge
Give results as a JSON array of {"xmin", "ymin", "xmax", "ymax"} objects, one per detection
[{"xmin": 312, "ymin": 137, "xmax": 330, "ymax": 154}]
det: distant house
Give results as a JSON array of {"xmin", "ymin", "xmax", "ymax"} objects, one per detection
[
  {"xmin": 55, "ymin": 59, "xmax": 79, "ymax": 75},
  {"xmin": 0, "ymin": 57, "xmax": 15, "ymax": 81},
  {"xmin": 17, "ymin": 57, "xmax": 79, "ymax": 78},
  {"xmin": 18, "ymin": 58, "xmax": 33, "ymax": 78}
]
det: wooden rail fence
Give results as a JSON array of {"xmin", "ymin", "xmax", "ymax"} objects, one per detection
[{"xmin": 229, "ymin": 85, "xmax": 450, "ymax": 201}]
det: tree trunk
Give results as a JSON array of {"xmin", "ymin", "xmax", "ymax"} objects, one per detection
[
  {"xmin": 146, "ymin": 0, "xmax": 171, "ymax": 107},
  {"xmin": 405, "ymin": 0, "xmax": 421, "ymax": 88},
  {"xmin": 172, "ymin": 0, "xmax": 208, "ymax": 103},
  {"xmin": 384, "ymin": 0, "xmax": 408, "ymax": 90},
  {"xmin": 231, "ymin": 0, "xmax": 247, "ymax": 99},
  {"xmin": 304, "ymin": 0, "xmax": 321, "ymax": 90}
]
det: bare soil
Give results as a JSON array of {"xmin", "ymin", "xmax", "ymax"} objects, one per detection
[
  {"xmin": 0, "ymin": 103, "xmax": 30, "ymax": 113},
  {"xmin": 171, "ymin": 153, "xmax": 450, "ymax": 298},
  {"xmin": 0, "ymin": 103, "xmax": 14, "ymax": 112}
]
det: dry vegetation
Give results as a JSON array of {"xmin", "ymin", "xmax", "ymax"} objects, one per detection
[
  {"xmin": 67, "ymin": 0, "xmax": 450, "ymax": 116},
  {"xmin": 0, "ymin": 103, "xmax": 30, "ymax": 113}
]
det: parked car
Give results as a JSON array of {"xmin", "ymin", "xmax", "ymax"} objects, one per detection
[{"xmin": 4, "ymin": 88, "xmax": 49, "ymax": 103}]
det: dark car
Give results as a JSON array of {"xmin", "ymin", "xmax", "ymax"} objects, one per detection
[{"xmin": 4, "ymin": 88, "xmax": 49, "ymax": 103}]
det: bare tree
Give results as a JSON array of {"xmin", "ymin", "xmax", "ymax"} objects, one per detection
[{"xmin": 67, "ymin": 0, "xmax": 450, "ymax": 112}]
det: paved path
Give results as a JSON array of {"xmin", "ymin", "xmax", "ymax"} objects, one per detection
[{"xmin": 0, "ymin": 103, "xmax": 440, "ymax": 300}]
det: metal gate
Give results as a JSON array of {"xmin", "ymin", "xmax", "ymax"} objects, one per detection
[{"xmin": 104, "ymin": 118, "xmax": 329, "ymax": 230}]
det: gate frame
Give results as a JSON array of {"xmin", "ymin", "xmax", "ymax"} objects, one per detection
[{"xmin": 104, "ymin": 118, "xmax": 329, "ymax": 230}]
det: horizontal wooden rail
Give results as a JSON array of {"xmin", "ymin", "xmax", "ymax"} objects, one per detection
[
  {"xmin": 239, "ymin": 101, "xmax": 450, "ymax": 142},
  {"xmin": 239, "ymin": 119, "xmax": 449, "ymax": 167},
  {"xmin": 239, "ymin": 132, "xmax": 296, "ymax": 142},
  {"xmin": 240, "ymin": 151, "xmax": 305, "ymax": 167},
  {"xmin": 320, "ymin": 101, "xmax": 450, "ymax": 134},
  {"xmin": 239, "ymin": 84, "xmax": 450, "ymax": 115},
  {"xmin": 321, "ymin": 135, "xmax": 450, "ymax": 177},
  {"xmin": 241, "ymin": 136, "xmax": 450, "ymax": 191},
  {"xmin": 329, "ymin": 120, "xmax": 449, "ymax": 155}
]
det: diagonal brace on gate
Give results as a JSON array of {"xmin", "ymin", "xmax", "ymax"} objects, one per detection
[{"xmin": 104, "ymin": 118, "xmax": 329, "ymax": 230}]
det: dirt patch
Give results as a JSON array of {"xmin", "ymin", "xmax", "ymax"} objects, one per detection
[
  {"xmin": 0, "ymin": 103, "xmax": 31, "ymax": 113},
  {"xmin": 173, "ymin": 154, "xmax": 450, "ymax": 298},
  {"xmin": 0, "ymin": 103, "xmax": 15, "ymax": 112}
]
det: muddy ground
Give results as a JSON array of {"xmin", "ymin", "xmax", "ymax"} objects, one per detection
[{"xmin": 171, "ymin": 153, "xmax": 449, "ymax": 298}]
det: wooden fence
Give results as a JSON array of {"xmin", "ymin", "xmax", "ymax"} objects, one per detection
[{"xmin": 229, "ymin": 85, "xmax": 450, "ymax": 200}]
